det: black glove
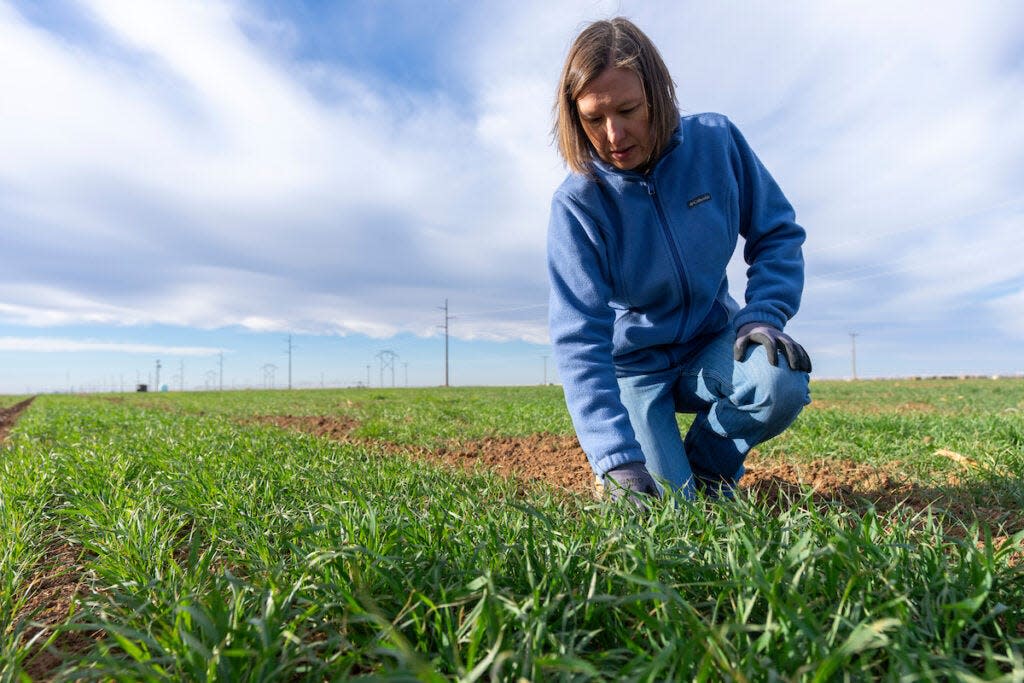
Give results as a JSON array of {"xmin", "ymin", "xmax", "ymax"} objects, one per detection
[
  {"xmin": 604, "ymin": 462, "xmax": 661, "ymax": 509},
  {"xmin": 733, "ymin": 323, "xmax": 812, "ymax": 373}
]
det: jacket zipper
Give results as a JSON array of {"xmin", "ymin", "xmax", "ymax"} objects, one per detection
[{"xmin": 645, "ymin": 179, "xmax": 691, "ymax": 343}]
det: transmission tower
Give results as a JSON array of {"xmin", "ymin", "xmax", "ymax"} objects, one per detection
[
  {"xmin": 376, "ymin": 349, "xmax": 399, "ymax": 387},
  {"xmin": 262, "ymin": 363, "xmax": 277, "ymax": 389}
]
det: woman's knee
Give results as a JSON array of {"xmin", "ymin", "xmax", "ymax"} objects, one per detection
[
  {"xmin": 758, "ymin": 365, "xmax": 810, "ymax": 428},
  {"xmin": 734, "ymin": 348, "xmax": 810, "ymax": 424}
]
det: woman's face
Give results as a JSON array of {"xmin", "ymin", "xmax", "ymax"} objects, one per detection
[{"xmin": 576, "ymin": 67, "xmax": 652, "ymax": 171}]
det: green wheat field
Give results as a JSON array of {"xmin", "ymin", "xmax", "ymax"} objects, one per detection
[{"xmin": 1, "ymin": 379, "xmax": 1022, "ymax": 681}]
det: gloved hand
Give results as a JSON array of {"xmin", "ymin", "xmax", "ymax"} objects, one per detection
[
  {"xmin": 733, "ymin": 323, "xmax": 812, "ymax": 373},
  {"xmin": 604, "ymin": 462, "xmax": 661, "ymax": 509}
]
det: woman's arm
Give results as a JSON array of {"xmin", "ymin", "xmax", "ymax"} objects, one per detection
[
  {"xmin": 727, "ymin": 120, "xmax": 807, "ymax": 333},
  {"xmin": 547, "ymin": 192, "xmax": 646, "ymax": 478}
]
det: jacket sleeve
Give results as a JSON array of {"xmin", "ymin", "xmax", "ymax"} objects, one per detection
[
  {"xmin": 547, "ymin": 191, "xmax": 646, "ymax": 477},
  {"xmin": 727, "ymin": 120, "xmax": 806, "ymax": 332}
]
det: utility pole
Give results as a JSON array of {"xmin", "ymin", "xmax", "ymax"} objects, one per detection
[
  {"xmin": 285, "ymin": 334, "xmax": 293, "ymax": 390},
  {"xmin": 542, "ymin": 355, "xmax": 548, "ymax": 385},
  {"xmin": 218, "ymin": 352, "xmax": 224, "ymax": 391},
  {"xmin": 403, "ymin": 362, "xmax": 409, "ymax": 387},
  {"xmin": 439, "ymin": 299, "xmax": 454, "ymax": 387},
  {"xmin": 849, "ymin": 332, "xmax": 859, "ymax": 380},
  {"xmin": 366, "ymin": 364, "xmax": 371, "ymax": 388},
  {"xmin": 155, "ymin": 359, "xmax": 161, "ymax": 391},
  {"xmin": 179, "ymin": 360, "xmax": 185, "ymax": 392}
]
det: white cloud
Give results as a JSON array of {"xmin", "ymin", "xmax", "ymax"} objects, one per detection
[
  {"xmin": 0, "ymin": 0, "xmax": 555, "ymax": 342},
  {"xmin": 1, "ymin": 0, "xmax": 1022, "ymax": 381},
  {"xmin": 0, "ymin": 336, "xmax": 222, "ymax": 355}
]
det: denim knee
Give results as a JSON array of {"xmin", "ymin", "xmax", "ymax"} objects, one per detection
[{"xmin": 750, "ymin": 364, "xmax": 810, "ymax": 431}]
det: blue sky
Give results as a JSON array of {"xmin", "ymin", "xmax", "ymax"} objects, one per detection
[{"xmin": 1, "ymin": 0, "xmax": 1023, "ymax": 393}]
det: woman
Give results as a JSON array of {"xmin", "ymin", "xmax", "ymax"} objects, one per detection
[{"xmin": 548, "ymin": 17, "xmax": 812, "ymax": 505}]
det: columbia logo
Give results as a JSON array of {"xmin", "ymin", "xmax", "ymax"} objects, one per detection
[{"xmin": 687, "ymin": 193, "xmax": 711, "ymax": 208}]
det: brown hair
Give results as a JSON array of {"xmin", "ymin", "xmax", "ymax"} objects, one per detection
[{"xmin": 554, "ymin": 17, "xmax": 678, "ymax": 175}]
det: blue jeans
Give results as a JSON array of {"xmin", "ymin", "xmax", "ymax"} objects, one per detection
[{"xmin": 616, "ymin": 328, "xmax": 810, "ymax": 499}]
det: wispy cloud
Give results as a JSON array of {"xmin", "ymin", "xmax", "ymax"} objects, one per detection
[{"xmin": 0, "ymin": 336, "xmax": 222, "ymax": 355}]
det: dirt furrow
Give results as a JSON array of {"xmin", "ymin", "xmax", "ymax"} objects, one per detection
[{"xmin": 0, "ymin": 396, "xmax": 35, "ymax": 442}]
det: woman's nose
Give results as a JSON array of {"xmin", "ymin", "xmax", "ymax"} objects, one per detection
[{"xmin": 606, "ymin": 118, "xmax": 625, "ymax": 144}]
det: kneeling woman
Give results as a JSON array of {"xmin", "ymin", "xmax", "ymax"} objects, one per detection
[{"xmin": 547, "ymin": 17, "xmax": 812, "ymax": 505}]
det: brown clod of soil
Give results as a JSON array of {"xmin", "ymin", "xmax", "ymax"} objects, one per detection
[{"xmin": 0, "ymin": 396, "xmax": 35, "ymax": 442}]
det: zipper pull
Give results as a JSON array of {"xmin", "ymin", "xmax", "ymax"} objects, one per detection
[{"xmin": 644, "ymin": 181, "xmax": 655, "ymax": 196}]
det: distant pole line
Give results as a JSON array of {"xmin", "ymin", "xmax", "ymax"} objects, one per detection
[
  {"xmin": 542, "ymin": 355, "xmax": 548, "ymax": 385},
  {"xmin": 403, "ymin": 362, "xmax": 409, "ymax": 387},
  {"xmin": 218, "ymin": 352, "xmax": 224, "ymax": 391}
]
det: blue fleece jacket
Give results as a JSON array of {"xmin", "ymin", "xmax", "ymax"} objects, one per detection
[{"xmin": 547, "ymin": 113, "xmax": 805, "ymax": 477}]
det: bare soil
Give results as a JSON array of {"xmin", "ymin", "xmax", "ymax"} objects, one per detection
[
  {"xmin": 17, "ymin": 542, "xmax": 97, "ymax": 682},
  {"xmin": 250, "ymin": 414, "xmax": 1020, "ymax": 534},
  {"xmin": 0, "ymin": 396, "xmax": 35, "ymax": 442}
]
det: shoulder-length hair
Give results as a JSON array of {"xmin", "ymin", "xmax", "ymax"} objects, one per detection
[{"xmin": 554, "ymin": 17, "xmax": 678, "ymax": 175}]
